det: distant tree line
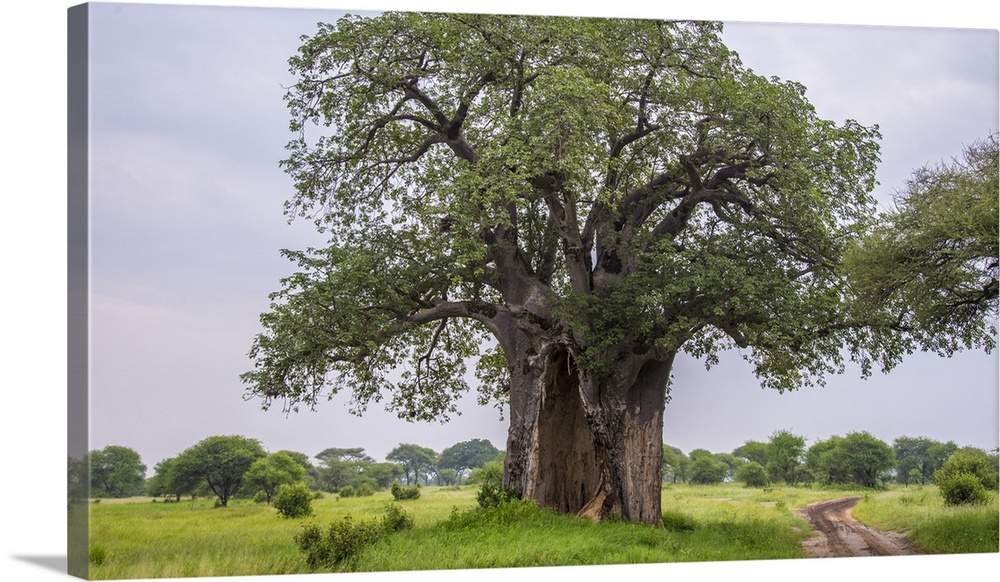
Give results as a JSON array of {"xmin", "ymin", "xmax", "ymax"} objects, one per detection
[
  {"xmin": 664, "ymin": 430, "xmax": 998, "ymax": 494},
  {"xmin": 74, "ymin": 436, "xmax": 501, "ymax": 507},
  {"xmin": 72, "ymin": 431, "xmax": 996, "ymax": 508}
]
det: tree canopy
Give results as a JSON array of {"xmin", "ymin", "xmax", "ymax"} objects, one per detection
[
  {"xmin": 171, "ymin": 435, "xmax": 267, "ymax": 507},
  {"xmin": 241, "ymin": 11, "xmax": 896, "ymax": 523},
  {"xmin": 438, "ymin": 439, "xmax": 500, "ymax": 479},
  {"xmin": 386, "ymin": 443, "xmax": 439, "ymax": 485},
  {"xmin": 243, "ymin": 452, "xmax": 308, "ymax": 503},
  {"xmin": 806, "ymin": 432, "xmax": 895, "ymax": 488},
  {"xmin": 843, "ymin": 133, "xmax": 998, "ymax": 368},
  {"xmin": 245, "ymin": 10, "xmax": 882, "ymax": 414},
  {"xmin": 89, "ymin": 445, "xmax": 147, "ymax": 499}
]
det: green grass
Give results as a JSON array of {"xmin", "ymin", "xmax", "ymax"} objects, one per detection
[
  {"xmin": 85, "ymin": 483, "xmax": 1000, "ymax": 579},
  {"xmin": 852, "ymin": 486, "xmax": 999, "ymax": 554},
  {"xmin": 87, "ymin": 488, "xmax": 479, "ymax": 579}
]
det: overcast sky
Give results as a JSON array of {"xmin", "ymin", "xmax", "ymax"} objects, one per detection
[
  {"xmin": 77, "ymin": 2, "xmax": 999, "ymax": 472},
  {"xmin": 1, "ymin": 3, "xmax": 998, "ymax": 581}
]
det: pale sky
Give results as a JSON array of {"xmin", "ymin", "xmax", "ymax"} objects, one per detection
[{"xmin": 1, "ymin": 2, "xmax": 998, "ymax": 581}]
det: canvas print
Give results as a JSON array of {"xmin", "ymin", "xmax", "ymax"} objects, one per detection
[{"xmin": 67, "ymin": 1, "xmax": 999, "ymax": 580}]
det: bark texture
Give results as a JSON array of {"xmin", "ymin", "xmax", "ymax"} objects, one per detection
[{"xmin": 504, "ymin": 344, "xmax": 672, "ymax": 524}]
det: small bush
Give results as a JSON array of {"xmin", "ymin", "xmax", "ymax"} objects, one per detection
[
  {"xmin": 390, "ymin": 481, "xmax": 420, "ymax": 500},
  {"xmin": 476, "ymin": 481, "xmax": 519, "ymax": 509},
  {"xmin": 295, "ymin": 505, "xmax": 413, "ymax": 570},
  {"xmin": 274, "ymin": 482, "xmax": 314, "ymax": 518},
  {"xmin": 934, "ymin": 449, "xmax": 998, "ymax": 505},
  {"xmin": 937, "ymin": 472, "xmax": 990, "ymax": 506},
  {"xmin": 338, "ymin": 485, "xmax": 356, "ymax": 498},
  {"xmin": 252, "ymin": 490, "xmax": 268, "ymax": 504},
  {"xmin": 381, "ymin": 503, "xmax": 415, "ymax": 532},
  {"xmin": 355, "ymin": 482, "xmax": 375, "ymax": 497},
  {"xmin": 735, "ymin": 461, "xmax": 769, "ymax": 488}
]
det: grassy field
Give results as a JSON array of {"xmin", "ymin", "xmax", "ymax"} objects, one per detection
[{"xmin": 84, "ymin": 483, "xmax": 998, "ymax": 579}]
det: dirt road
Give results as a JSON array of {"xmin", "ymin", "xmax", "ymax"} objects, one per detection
[{"xmin": 796, "ymin": 497, "xmax": 920, "ymax": 558}]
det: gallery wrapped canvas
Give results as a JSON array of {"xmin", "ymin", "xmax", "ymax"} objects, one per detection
[{"xmin": 64, "ymin": 1, "xmax": 997, "ymax": 581}]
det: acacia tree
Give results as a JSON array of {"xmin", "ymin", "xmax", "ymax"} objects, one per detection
[
  {"xmin": 244, "ymin": 452, "xmax": 308, "ymax": 503},
  {"xmin": 387, "ymin": 443, "xmax": 439, "ymax": 485},
  {"xmin": 843, "ymin": 133, "xmax": 998, "ymax": 363},
  {"xmin": 243, "ymin": 12, "xmax": 886, "ymax": 523},
  {"xmin": 171, "ymin": 435, "xmax": 266, "ymax": 507}
]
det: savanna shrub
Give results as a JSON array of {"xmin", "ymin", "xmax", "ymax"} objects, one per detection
[
  {"xmin": 295, "ymin": 505, "xmax": 413, "ymax": 570},
  {"xmin": 937, "ymin": 472, "xmax": 990, "ymax": 506},
  {"xmin": 355, "ymin": 482, "xmax": 375, "ymax": 497},
  {"xmin": 476, "ymin": 482, "xmax": 519, "ymax": 509},
  {"xmin": 338, "ymin": 485, "xmax": 356, "ymax": 498},
  {"xmin": 274, "ymin": 482, "xmax": 314, "ymax": 518},
  {"xmin": 935, "ymin": 450, "xmax": 999, "ymax": 490},
  {"xmin": 381, "ymin": 503, "xmax": 415, "ymax": 532},
  {"xmin": 934, "ymin": 449, "xmax": 999, "ymax": 505},
  {"xmin": 390, "ymin": 481, "xmax": 420, "ymax": 500},
  {"xmin": 296, "ymin": 517, "xmax": 383, "ymax": 570},
  {"xmin": 735, "ymin": 461, "xmax": 769, "ymax": 488}
]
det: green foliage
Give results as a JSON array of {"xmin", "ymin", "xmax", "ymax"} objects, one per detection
[
  {"xmin": 89, "ymin": 445, "xmax": 147, "ymax": 498},
  {"xmin": 338, "ymin": 485, "xmax": 356, "ymax": 498},
  {"xmin": 807, "ymin": 432, "xmax": 895, "ymax": 488},
  {"xmin": 390, "ymin": 481, "xmax": 421, "ymax": 501},
  {"xmin": 274, "ymin": 482, "xmax": 315, "ymax": 518},
  {"xmin": 843, "ymin": 133, "xmax": 999, "ymax": 370},
  {"xmin": 662, "ymin": 445, "xmax": 691, "ymax": 484},
  {"xmin": 765, "ymin": 430, "xmax": 806, "ymax": 485},
  {"xmin": 474, "ymin": 463, "xmax": 520, "ymax": 509},
  {"xmin": 933, "ymin": 448, "xmax": 999, "ymax": 506},
  {"xmin": 244, "ymin": 452, "xmax": 308, "ymax": 503},
  {"xmin": 893, "ymin": 436, "xmax": 958, "ymax": 485},
  {"xmin": 314, "ymin": 447, "xmax": 393, "ymax": 492},
  {"xmin": 688, "ymin": 451, "xmax": 729, "ymax": 485},
  {"xmin": 467, "ymin": 459, "xmax": 503, "ymax": 486},
  {"xmin": 438, "ymin": 439, "xmax": 500, "ymax": 481},
  {"xmin": 244, "ymin": 10, "xmax": 885, "ymax": 428},
  {"xmin": 734, "ymin": 462, "xmax": 769, "ymax": 487},
  {"xmin": 170, "ymin": 435, "xmax": 267, "ymax": 507},
  {"xmin": 435, "ymin": 467, "xmax": 459, "ymax": 486},
  {"xmin": 386, "ymin": 443, "xmax": 438, "ymax": 485},
  {"xmin": 937, "ymin": 472, "xmax": 990, "ymax": 506},
  {"xmin": 295, "ymin": 517, "xmax": 383, "ymax": 570},
  {"xmin": 295, "ymin": 504, "xmax": 413, "ymax": 570},
  {"xmin": 381, "ymin": 503, "xmax": 415, "ymax": 532},
  {"xmin": 732, "ymin": 441, "xmax": 770, "ymax": 466}
]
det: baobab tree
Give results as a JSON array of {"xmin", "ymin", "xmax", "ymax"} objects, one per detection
[{"xmin": 243, "ymin": 11, "xmax": 891, "ymax": 524}]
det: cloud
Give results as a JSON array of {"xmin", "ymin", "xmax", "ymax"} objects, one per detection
[{"xmin": 723, "ymin": 22, "xmax": 998, "ymax": 204}]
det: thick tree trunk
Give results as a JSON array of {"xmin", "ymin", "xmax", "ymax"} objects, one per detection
[{"xmin": 503, "ymin": 341, "xmax": 673, "ymax": 525}]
